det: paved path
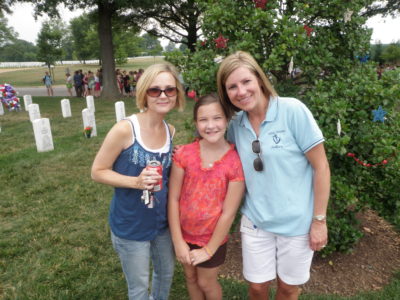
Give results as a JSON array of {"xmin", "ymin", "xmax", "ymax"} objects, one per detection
[{"xmin": 16, "ymin": 85, "xmax": 71, "ymax": 97}]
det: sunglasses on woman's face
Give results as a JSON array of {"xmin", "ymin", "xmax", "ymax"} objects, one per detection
[
  {"xmin": 252, "ymin": 139, "xmax": 264, "ymax": 172},
  {"xmin": 146, "ymin": 87, "xmax": 177, "ymax": 97}
]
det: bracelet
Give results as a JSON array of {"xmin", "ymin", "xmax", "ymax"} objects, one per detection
[
  {"xmin": 203, "ymin": 246, "xmax": 213, "ymax": 258},
  {"xmin": 312, "ymin": 215, "xmax": 327, "ymax": 222}
]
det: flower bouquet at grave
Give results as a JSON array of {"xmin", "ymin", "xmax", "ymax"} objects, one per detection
[
  {"xmin": 83, "ymin": 126, "xmax": 93, "ymax": 138},
  {"xmin": 0, "ymin": 83, "xmax": 21, "ymax": 111}
]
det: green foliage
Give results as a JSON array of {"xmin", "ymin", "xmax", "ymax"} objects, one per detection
[
  {"xmin": 0, "ymin": 39, "xmax": 37, "ymax": 61},
  {"xmin": 0, "ymin": 14, "xmax": 16, "ymax": 47},
  {"xmin": 164, "ymin": 41, "xmax": 177, "ymax": 52},
  {"xmin": 139, "ymin": 33, "xmax": 163, "ymax": 56},
  {"xmin": 166, "ymin": 0, "xmax": 399, "ymax": 255},
  {"xmin": 371, "ymin": 42, "xmax": 385, "ymax": 65},
  {"xmin": 164, "ymin": 49, "xmax": 190, "ymax": 71},
  {"xmin": 173, "ymin": 0, "xmax": 374, "ymax": 92},
  {"xmin": 381, "ymin": 42, "xmax": 400, "ymax": 64},
  {"xmin": 36, "ymin": 19, "xmax": 65, "ymax": 67},
  {"xmin": 305, "ymin": 65, "xmax": 400, "ymax": 254},
  {"xmin": 70, "ymin": 13, "xmax": 99, "ymax": 61}
]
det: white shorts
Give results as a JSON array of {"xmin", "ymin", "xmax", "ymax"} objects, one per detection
[{"xmin": 240, "ymin": 215, "xmax": 314, "ymax": 285}]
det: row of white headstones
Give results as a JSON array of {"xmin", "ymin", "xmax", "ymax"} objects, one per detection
[{"xmin": 0, "ymin": 95, "xmax": 127, "ymax": 152}]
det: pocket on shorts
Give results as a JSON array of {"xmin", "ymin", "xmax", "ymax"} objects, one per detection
[{"xmin": 240, "ymin": 215, "xmax": 258, "ymax": 235}]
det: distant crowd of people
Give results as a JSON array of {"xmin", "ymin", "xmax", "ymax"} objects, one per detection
[
  {"xmin": 115, "ymin": 68, "xmax": 144, "ymax": 97},
  {"xmin": 65, "ymin": 69, "xmax": 103, "ymax": 98},
  {"xmin": 43, "ymin": 68, "xmax": 146, "ymax": 98}
]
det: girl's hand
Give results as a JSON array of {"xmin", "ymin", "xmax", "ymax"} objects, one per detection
[
  {"xmin": 189, "ymin": 248, "xmax": 211, "ymax": 266},
  {"xmin": 137, "ymin": 168, "xmax": 161, "ymax": 190},
  {"xmin": 174, "ymin": 241, "xmax": 191, "ymax": 265}
]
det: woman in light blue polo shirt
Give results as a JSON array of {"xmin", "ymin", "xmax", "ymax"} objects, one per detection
[{"xmin": 217, "ymin": 51, "xmax": 330, "ymax": 300}]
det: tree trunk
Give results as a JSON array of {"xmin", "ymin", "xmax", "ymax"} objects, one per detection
[
  {"xmin": 187, "ymin": 17, "xmax": 197, "ymax": 52},
  {"xmin": 98, "ymin": 1, "xmax": 120, "ymax": 100},
  {"xmin": 187, "ymin": 0, "xmax": 198, "ymax": 52}
]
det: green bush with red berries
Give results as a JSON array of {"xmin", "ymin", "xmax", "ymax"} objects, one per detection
[
  {"xmin": 166, "ymin": 0, "xmax": 399, "ymax": 255},
  {"xmin": 305, "ymin": 66, "xmax": 400, "ymax": 255}
]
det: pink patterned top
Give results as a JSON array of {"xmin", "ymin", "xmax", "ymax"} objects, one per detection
[{"xmin": 173, "ymin": 140, "xmax": 244, "ymax": 246}]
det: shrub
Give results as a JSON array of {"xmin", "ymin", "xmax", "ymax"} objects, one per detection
[{"xmin": 305, "ymin": 65, "xmax": 400, "ymax": 254}]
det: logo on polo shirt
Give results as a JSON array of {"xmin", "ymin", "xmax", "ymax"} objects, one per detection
[
  {"xmin": 269, "ymin": 130, "xmax": 284, "ymax": 149},
  {"xmin": 273, "ymin": 134, "xmax": 281, "ymax": 144}
]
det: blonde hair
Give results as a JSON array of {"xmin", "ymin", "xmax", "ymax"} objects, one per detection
[
  {"xmin": 136, "ymin": 63, "xmax": 185, "ymax": 111},
  {"xmin": 217, "ymin": 51, "xmax": 278, "ymax": 116}
]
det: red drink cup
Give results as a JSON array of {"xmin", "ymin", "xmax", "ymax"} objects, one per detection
[{"xmin": 147, "ymin": 160, "xmax": 162, "ymax": 191}]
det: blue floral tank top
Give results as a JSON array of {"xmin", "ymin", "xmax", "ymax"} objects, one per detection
[{"xmin": 109, "ymin": 117, "xmax": 173, "ymax": 241}]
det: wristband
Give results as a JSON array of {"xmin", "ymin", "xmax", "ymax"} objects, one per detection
[
  {"xmin": 312, "ymin": 215, "xmax": 327, "ymax": 222},
  {"xmin": 203, "ymin": 246, "xmax": 213, "ymax": 258}
]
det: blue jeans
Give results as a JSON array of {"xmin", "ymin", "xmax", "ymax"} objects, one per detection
[{"xmin": 111, "ymin": 229, "xmax": 175, "ymax": 300}]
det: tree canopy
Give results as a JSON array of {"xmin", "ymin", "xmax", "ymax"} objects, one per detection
[
  {"xmin": 36, "ymin": 20, "xmax": 64, "ymax": 69},
  {"xmin": 129, "ymin": 0, "xmax": 203, "ymax": 52}
]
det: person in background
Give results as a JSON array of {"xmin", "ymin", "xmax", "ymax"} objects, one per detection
[
  {"xmin": 169, "ymin": 94, "xmax": 245, "ymax": 300},
  {"xmin": 94, "ymin": 70, "xmax": 101, "ymax": 97},
  {"xmin": 87, "ymin": 71, "xmax": 95, "ymax": 96},
  {"xmin": 123, "ymin": 70, "xmax": 131, "ymax": 97},
  {"xmin": 65, "ymin": 73, "xmax": 73, "ymax": 97},
  {"xmin": 73, "ymin": 70, "xmax": 83, "ymax": 97},
  {"xmin": 217, "ymin": 51, "xmax": 330, "ymax": 300},
  {"xmin": 91, "ymin": 63, "xmax": 185, "ymax": 300},
  {"xmin": 82, "ymin": 72, "xmax": 89, "ymax": 97},
  {"xmin": 43, "ymin": 71, "xmax": 54, "ymax": 96},
  {"xmin": 116, "ymin": 69, "xmax": 124, "ymax": 95},
  {"xmin": 129, "ymin": 71, "xmax": 136, "ymax": 97},
  {"xmin": 136, "ymin": 68, "xmax": 144, "ymax": 83}
]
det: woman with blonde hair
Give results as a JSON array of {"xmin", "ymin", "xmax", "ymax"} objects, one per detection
[
  {"xmin": 91, "ymin": 63, "xmax": 185, "ymax": 300},
  {"xmin": 217, "ymin": 51, "xmax": 330, "ymax": 300}
]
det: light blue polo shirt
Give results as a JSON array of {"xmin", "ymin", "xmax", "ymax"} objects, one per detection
[{"xmin": 227, "ymin": 96, "xmax": 324, "ymax": 236}]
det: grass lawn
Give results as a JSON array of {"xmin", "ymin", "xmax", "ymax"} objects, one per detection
[
  {"xmin": 0, "ymin": 57, "xmax": 165, "ymax": 87},
  {"xmin": 0, "ymin": 96, "xmax": 399, "ymax": 299}
]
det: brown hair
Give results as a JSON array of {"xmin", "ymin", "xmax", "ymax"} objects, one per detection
[
  {"xmin": 193, "ymin": 93, "xmax": 232, "ymax": 121},
  {"xmin": 216, "ymin": 51, "xmax": 278, "ymax": 117}
]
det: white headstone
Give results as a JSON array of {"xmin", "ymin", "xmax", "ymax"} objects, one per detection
[
  {"xmin": 32, "ymin": 118, "xmax": 54, "ymax": 152},
  {"xmin": 61, "ymin": 99, "xmax": 72, "ymax": 118},
  {"xmin": 28, "ymin": 103, "xmax": 41, "ymax": 122},
  {"xmin": 23, "ymin": 95, "xmax": 33, "ymax": 111},
  {"xmin": 0, "ymin": 102, "xmax": 4, "ymax": 115},
  {"xmin": 82, "ymin": 108, "xmax": 97, "ymax": 137},
  {"xmin": 115, "ymin": 101, "xmax": 126, "ymax": 122},
  {"xmin": 86, "ymin": 95, "xmax": 95, "ymax": 113}
]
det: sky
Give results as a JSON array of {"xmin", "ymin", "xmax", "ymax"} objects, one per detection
[{"xmin": 5, "ymin": 3, "xmax": 400, "ymax": 46}]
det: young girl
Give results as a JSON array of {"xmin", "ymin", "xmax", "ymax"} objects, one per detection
[
  {"xmin": 91, "ymin": 63, "xmax": 185, "ymax": 300},
  {"xmin": 168, "ymin": 94, "xmax": 245, "ymax": 300}
]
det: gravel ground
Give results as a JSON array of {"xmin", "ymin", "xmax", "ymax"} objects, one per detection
[{"xmin": 16, "ymin": 85, "xmax": 71, "ymax": 97}]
